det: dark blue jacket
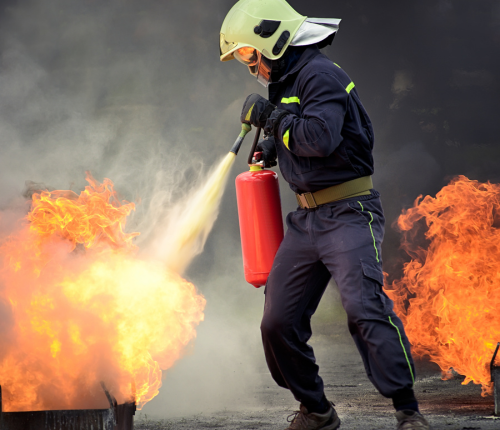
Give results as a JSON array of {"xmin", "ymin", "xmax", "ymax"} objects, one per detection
[{"xmin": 268, "ymin": 46, "xmax": 375, "ymax": 194}]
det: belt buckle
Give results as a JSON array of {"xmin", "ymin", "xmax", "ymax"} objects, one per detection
[{"xmin": 297, "ymin": 192, "xmax": 317, "ymax": 209}]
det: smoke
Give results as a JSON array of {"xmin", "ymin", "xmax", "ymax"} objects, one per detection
[
  {"xmin": 0, "ymin": 0, "xmax": 498, "ymax": 418},
  {"xmin": 0, "ymin": 0, "xmax": 269, "ymax": 416}
]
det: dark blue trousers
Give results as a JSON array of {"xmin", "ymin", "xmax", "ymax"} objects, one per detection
[{"xmin": 260, "ymin": 191, "xmax": 416, "ymax": 408}]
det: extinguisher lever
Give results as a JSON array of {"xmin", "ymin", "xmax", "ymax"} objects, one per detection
[{"xmin": 253, "ymin": 152, "xmax": 263, "ymax": 162}]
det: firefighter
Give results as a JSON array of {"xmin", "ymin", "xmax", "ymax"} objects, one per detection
[{"xmin": 220, "ymin": 1, "xmax": 430, "ymax": 429}]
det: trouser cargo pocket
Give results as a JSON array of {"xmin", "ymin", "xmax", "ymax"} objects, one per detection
[{"xmin": 360, "ymin": 260, "xmax": 390, "ymax": 317}]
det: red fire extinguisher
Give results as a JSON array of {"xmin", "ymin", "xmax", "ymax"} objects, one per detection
[{"xmin": 233, "ymin": 127, "xmax": 284, "ymax": 288}]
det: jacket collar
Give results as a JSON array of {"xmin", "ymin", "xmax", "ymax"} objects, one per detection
[
  {"xmin": 268, "ymin": 45, "xmax": 322, "ymax": 104},
  {"xmin": 277, "ymin": 45, "xmax": 322, "ymax": 83}
]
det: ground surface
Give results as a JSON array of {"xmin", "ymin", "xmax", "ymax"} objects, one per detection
[{"xmin": 135, "ymin": 321, "xmax": 499, "ymax": 430}]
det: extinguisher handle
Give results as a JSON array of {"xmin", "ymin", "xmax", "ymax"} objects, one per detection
[{"xmin": 247, "ymin": 127, "xmax": 262, "ymax": 165}]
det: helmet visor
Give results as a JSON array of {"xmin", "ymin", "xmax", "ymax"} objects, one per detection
[
  {"xmin": 234, "ymin": 47, "xmax": 272, "ymax": 88},
  {"xmin": 234, "ymin": 47, "xmax": 259, "ymax": 67}
]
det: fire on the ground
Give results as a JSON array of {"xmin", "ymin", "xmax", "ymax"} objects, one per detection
[{"xmin": 0, "ymin": 173, "xmax": 205, "ymax": 411}]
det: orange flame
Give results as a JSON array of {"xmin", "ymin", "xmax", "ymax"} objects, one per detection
[
  {"xmin": 28, "ymin": 175, "xmax": 138, "ymax": 251},
  {"xmin": 0, "ymin": 173, "xmax": 205, "ymax": 411},
  {"xmin": 387, "ymin": 175, "xmax": 500, "ymax": 395}
]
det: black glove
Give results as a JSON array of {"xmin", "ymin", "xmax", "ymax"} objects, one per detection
[
  {"xmin": 263, "ymin": 108, "xmax": 290, "ymax": 138},
  {"xmin": 240, "ymin": 93, "xmax": 276, "ymax": 128},
  {"xmin": 256, "ymin": 136, "xmax": 277, "ymax": 168}
]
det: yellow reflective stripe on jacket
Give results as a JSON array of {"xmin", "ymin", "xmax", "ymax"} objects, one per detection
[
  {"xmin": 346, "ymin": 82, "xmax": 355, "ymax": 94},
  {"xmin": 281, "ymin": 96, "xmax": 300, "ymax": 105},
  {"xmin": 283, "ymin": 129, "xmax": 290, "ymax": 150},
  {"xmin": 334, "ymin": 62, "xmax": 341, "ymax": 68}
]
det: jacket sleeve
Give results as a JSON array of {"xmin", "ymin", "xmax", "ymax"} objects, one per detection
[{"xmin": 277, "ymin": 72, "xmax": 349, "ymax": 157}]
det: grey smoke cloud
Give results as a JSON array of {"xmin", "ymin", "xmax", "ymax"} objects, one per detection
[{"xmin": 0, "ymin": 0, "xmax": 498, "ymax": 418}]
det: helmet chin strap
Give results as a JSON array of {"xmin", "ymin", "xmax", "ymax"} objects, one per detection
[{"xmin": 270, "ymin": 57, "xmax": 285, "ymax": 83}]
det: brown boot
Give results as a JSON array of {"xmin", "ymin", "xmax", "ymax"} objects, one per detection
[
  {"xmin": 395, "ymin": 410, "xmax": 430, "ymax": 430},
  {"xmin": 285, "ymin": 402, "xmax": 340, "ymax": 430}
]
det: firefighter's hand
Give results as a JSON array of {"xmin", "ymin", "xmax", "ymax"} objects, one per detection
[
  {"xmin": 240, "ymin": 93, "xmax": 276, "ymax": 128},
  {"xmin": 256, "ymin": 136, "xmax": 277, "ymax": 168}
]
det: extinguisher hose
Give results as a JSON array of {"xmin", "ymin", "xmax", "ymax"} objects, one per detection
[
  {"xmin": 247, "ymin": 127, "xmax": 262, "ymax": 165},
  {"xmin": 229, "ymin": 123, "xmax": 252, "ymax": 155}
]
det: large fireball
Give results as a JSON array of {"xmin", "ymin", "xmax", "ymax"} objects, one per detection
[
  {"xmin": 388, "ymin": 176, "xmax": 500, "ymax": 395},
  {"xmin": 0, "ymin": 173, "xmax": 206, "ymax": 411}
]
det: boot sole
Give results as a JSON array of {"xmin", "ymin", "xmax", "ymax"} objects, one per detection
[{"xmin": 322, "ymin": 415, "xmax": 341, "ymax": 430}]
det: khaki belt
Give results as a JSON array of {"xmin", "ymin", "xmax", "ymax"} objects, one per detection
[{"xmin": 296, "ymin": 176, "xmax": 373, "ymax": 209}]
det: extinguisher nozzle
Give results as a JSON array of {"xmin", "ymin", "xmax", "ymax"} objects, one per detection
[{"xmin": 229, "ymin": 123, "xmax": 252, "ymax": 155}]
